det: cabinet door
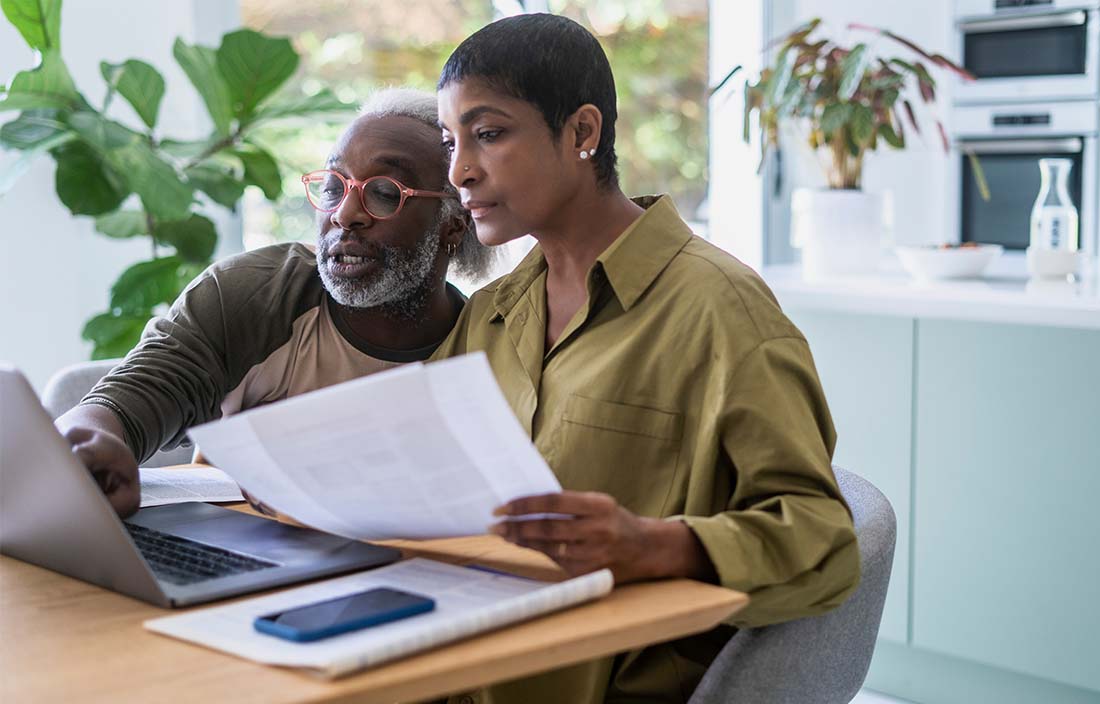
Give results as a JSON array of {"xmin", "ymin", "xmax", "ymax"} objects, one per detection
[
  {"xmin": 913, "ymin": 320, "xmax": 1100, "ymax": 691},
  {"xmin": 788, "ymin": 310, "xmax": 913, "ymax": 644}
]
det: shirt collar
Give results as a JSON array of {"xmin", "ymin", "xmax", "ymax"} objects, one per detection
[{"xmin": 491, "ymin": 195, "xmax": 693, "ymax": 320}]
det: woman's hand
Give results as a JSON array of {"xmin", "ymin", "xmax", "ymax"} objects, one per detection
[{"xmin": 490, "ymin": 491, "xmax": 716, "ymax": 584}]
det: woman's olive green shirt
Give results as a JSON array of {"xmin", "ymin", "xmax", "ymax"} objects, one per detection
[{"xmin": 432, "ymin": 196, "xmax": 860, "ymax": 704}]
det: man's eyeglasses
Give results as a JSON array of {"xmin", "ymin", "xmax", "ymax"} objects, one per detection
[{"xmin": 301, "ymin": 170, "xmax": 456, "ymax": 219}]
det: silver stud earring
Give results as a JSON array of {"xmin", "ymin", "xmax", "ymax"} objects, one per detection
[{"xmin": 579, "ymin": 150, "xmax": 589, "ymax": 160}]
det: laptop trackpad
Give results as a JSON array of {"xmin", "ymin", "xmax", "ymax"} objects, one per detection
[{"xmin": 133, "ymin": 503, "xmax": 360, "ymax": 565}]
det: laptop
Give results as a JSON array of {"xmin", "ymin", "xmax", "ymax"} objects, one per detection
[{"xmin": 0, "ymin": 366, "xmax": 400, "ymax": 608}]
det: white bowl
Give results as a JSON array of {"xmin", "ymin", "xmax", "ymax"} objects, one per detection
[{"xmin": 895, "ymin": 244, "xmax": 1003, "ymax": 281}]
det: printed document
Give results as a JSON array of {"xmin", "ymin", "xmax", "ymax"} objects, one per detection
[
  {"xmin": 187, "ymin": 353, "xmax": 562, "ymax": 540},
  {"xmin": 139, "ymin": 466, "xmax": 244, "ymax": 507},
  {"xmin": 145, "ymin": 558, "xmax": 613, "ymax": 678}
]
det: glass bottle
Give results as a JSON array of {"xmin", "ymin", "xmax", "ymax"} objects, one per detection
[{"xmin": 1029, "ymin": 158, "xmax": 1079, "ymax": 252}]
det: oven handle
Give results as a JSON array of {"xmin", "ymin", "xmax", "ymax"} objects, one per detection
[
  {"xmin": 956, "ymin": 138, "xmax": 1083, "ymax": 154},
  {"xmin": 958, "ymin": 10, "xmax": 1087, "ymax": 33}
]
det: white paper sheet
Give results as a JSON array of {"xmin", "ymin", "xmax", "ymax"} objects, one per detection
[
  {"xmin": 187, "ymin": 353, "xmax": 562, "ymax": 540},
  {"xmin": 139, "ymin": 466, "xmax": 244, "ymax": 507},
  {"xmin": 145, "ymin": 558, "xmax": 613, "ymax": 678}
]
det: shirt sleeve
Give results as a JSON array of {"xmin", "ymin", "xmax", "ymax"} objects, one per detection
[
  {"xmin": 676, "ymin": 336, "xmax": 861, "ymax": 628},
  {"xmin": 80, "ymin": 271, "xmax": 232, "ymax": 464}
]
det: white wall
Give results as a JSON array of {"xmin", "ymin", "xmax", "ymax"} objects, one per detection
[
  {"xmin": 766, "ymin": 0, "xmax": 956, "ymax": 260},
  {"xmin": 707, "ymin": 0, "xmax": 767, "ymax": 269},
  {"xmin": 0, "ymin": 0, "xmax": 241, "ymax": 392}
]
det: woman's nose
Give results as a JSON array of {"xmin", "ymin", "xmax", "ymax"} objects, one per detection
[{"xmin": 448, "ymin": 145, "xmax": 479, "ymax": 190}]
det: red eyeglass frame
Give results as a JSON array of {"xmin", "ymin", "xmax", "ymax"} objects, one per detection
[{"xmin": 300, "ymin": 169, "xmax": 456, "ymax": 219}]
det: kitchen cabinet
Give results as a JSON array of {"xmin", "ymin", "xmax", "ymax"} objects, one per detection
[
  {"xmin": 786, "ymin": 309, "xmax": 913, "ymax": 645},
  {"xmin": 912, "ymin": 319, "xmax": 1100, "ymax": 691},
  {"xmin": 787, "ymin": 305, "xmax": 1100, "ymax": 702}
]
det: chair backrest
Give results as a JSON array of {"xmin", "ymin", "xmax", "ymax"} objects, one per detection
[
  {"xmin": 41, "ymin": 360, "xmax": 194, "ymax": 468},
  {"xmin": 688, "ymin": 466, "xmax": 897, "ymax": 704}
]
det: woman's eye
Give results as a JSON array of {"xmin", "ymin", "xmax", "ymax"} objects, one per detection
[
  {"xmin": 477, "ymin": 129, "xmax": 502, "ymax": 142},
  {"xmin": 441, "ymin": 138, "xmax": 455, "ymax": 153}
]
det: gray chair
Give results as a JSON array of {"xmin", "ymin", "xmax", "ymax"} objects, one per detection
[
  {"xmin": 689, "ymin": 466, "xmax": 896, "ymax": 704},
  {"xmin": 41, "ymin": 359, "xmax": 194, "ymax": 467}
]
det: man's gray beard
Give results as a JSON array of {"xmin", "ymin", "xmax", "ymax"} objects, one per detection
[{"xmin": 316, "ymin": 221, "xmax": 442, "ymax": 318}]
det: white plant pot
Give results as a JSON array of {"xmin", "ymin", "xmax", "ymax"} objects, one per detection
[{"xmin": 791, "ymin": 188, "xmax": 890, "ymax": 280}]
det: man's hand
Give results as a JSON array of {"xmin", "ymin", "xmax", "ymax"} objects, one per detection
[
  {"xmin": 63, "ymin": 426, "xmax": 141, "ymax": 518},
  {"xmin": 489, "ymin": 491, "xmax": 717, "ymax": 584}
]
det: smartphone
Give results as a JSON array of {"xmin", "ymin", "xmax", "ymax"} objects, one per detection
[{"xmin": 253, "ymin": 587, "xmax": 435, "ymax": 642}]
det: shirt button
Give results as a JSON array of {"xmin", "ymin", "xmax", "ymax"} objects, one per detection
[{"xmin": 515, "ymin": 312, "xmax": 527, "ymax": 323}]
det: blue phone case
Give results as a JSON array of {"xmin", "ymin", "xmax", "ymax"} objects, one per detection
[{"xmin": 253, "ymin": 590, "xmax": 435, "ymax": 642}]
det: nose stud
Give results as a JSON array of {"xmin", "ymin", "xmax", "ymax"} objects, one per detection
[{"xmin": 463, "ymin": 165, "xmax": 470, "ymax": 172}]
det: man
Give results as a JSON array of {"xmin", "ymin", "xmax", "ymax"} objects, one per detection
[{"xmin": 56, "ymin": 88, "xmax": 491, "ymax": 518}]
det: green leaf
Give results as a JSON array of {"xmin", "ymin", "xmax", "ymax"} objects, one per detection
[
  {"xmin": 100, "ymin": 60, "xmax": 165, "ymax": 129},
  {"xmin": 234, "ymin": 146, "xmax": 281, "ymax": 200},
  {"xmin": 216, "ymin": 29, "xmax": 299, "ymax": 121},
  {"xmin": 820, "ymin": 103, "xmax": 852, "ymax": 136},
  {"xmin": 68, "ymin": 112, "xmax": 194, "ymax": 220},
  {"xmin": 850, "ymin": 103, "xmax": 875, "ymax": 147},
  {"xmin": 159, "ymin": 137, "xmax": 215, "ymax": 160},
  {"xmin": 173, "ymin": 39, "xmax": 234, "ymax": 136},
  {"xmin": 109, "ymin": 255, "xmax": 186, "ymax": 314},
  {"xmin": 154, "ymin": 214, "xmax": 216, "ymax": 262},
  {"xmin": 52, "ymin": 140, "xmax": 129, "ymax": 215},
  {"xmin": 185, "ymin": 163, "xmax": 245, "ymax": 209},
  {"xmin": 879, "ymin": 122, "xmax": 904, "ymax": 149},
  {"xmin": 765, "ymin": 45, "xmax": 797, "ymax": 105},
  {"xmin": 0, "ymin": 129, "xmax": 72, "ymax": 194},
  {"xmin": 249, "ymin": 88, "xmax": 354, "ymax": 124},
  {"xmin": 82, "ymin": 311, "xmax": 151, "ymax": 360},
  {"xmin": 0, "ymin": 109, "xmax": 66, "ymax": 148},
  {"xmin": 1, "ymin": 50, "xmax": 80, "ymax": 112},
  {"xmin": 94, "ymin": 210, "xmax": 148, "ymax": 238},
  {"xmin": 838, "ymin": 44, "xmax": 870, "ymax": 100},
  {"xmin": 1, "ymin": 0, "xmax": 61, "ymax": 51}
]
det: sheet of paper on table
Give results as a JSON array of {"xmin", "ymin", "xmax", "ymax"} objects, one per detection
[
  {"xmin": 187, "ymin": 353, "xmax": 562, "ymax": 540},
  {"xmin": 145, "ymin": 558, "xmax": 613, "ymax": 678},
  {"xmin": 139, "ymin": 466, "xmax": 244, "ymax": 507}
]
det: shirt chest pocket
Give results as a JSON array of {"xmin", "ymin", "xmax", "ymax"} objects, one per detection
[{"xmin": 557, "ymin": 394, "xmax": 684, "ymax": 516}]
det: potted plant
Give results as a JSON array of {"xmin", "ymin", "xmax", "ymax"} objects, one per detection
[
  {"xmin": 0, "ymin": 0, "xmax": 356, "ymax": 357},
  {"xmin": 713, "ymin": 18, "xmax": 986, "ymax": 279}
]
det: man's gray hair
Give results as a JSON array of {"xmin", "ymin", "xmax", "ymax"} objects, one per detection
[{"xmin": 359, "ymin": 88, "xmax": 493, "ymax": 280}]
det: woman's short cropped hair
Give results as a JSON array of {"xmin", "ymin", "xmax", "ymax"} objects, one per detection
[{"xmin": 438, "ymin": 13, "xmax": 619, "ymax": 189}]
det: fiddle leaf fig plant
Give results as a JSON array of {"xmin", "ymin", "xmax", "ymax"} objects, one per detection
[
  {"xmin": 0, "ymin": 0, "xmax": 356, "ymax": 358},
  {"xmin": 714, "ymin": 18, "xmax": 989, "ymax": 197}
]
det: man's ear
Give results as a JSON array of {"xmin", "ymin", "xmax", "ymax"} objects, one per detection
[
  {"xmin": 442, "ymin": 209, "xmax": 471, "ymax": 252},
  {"xmin": 568, "ymin": 104, "xmax": 603, "ymax": 154}
]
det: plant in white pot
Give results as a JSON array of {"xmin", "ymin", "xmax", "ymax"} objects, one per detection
[{"xmin": 714, "ymin": 18, "xmax": 986, "ymax": 279}]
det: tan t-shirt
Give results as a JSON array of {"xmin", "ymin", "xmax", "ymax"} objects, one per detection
[{"xmin": 83, "ymin": 243, "xmax": 463, "ymax": 463}]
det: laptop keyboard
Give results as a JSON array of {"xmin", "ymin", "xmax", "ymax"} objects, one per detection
[{"xmin": 126, "ymin": 523, "xmax": 279, "ymax": 586}]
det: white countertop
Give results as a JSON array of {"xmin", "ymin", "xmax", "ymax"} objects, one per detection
[{"xmin": 762, "ymin": 253, "xmax": 1100, "ymax": 331}]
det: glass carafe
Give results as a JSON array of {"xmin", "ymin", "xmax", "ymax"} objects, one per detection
[{"xmin": 1029, "ymin": 158, "xmax": 1079, "ymax": 252}]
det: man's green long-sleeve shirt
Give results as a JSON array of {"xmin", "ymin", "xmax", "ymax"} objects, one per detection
[{"xmin": 431, "ymin": 196, "xmax": 860, "ymax": 704}]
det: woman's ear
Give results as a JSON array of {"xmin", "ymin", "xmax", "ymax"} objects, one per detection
[{"xmin": 568, "ymin": 104, "xmax": 603, "ymax": 155}]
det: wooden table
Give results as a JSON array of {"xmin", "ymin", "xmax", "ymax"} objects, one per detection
[{"xmin": 1, "ymin": 518, "xmax": 746, "ymax": 704}]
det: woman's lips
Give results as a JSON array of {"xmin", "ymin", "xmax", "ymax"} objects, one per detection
[{"xmin": 464, "ymin": 200, "xmax": 497, "ymax": 220}]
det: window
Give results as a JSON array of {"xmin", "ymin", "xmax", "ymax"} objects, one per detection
[{"xmin": 241, "ymin": 0, "xmax": 709, "ymax": 286}]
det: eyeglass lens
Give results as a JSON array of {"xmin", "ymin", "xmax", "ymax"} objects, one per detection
[{"xmin": 306, "ymin": 174, "xmax": 404, "ymax": 217}]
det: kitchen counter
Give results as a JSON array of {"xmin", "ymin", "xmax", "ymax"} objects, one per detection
[{"xmin": 762, "ymin": 253, "xmax": 1100, "ymax": 330}]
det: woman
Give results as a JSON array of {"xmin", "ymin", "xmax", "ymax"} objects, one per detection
[{"xmin": 433, "ymin": 14, "xmax": 859, "ymax": 704}]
